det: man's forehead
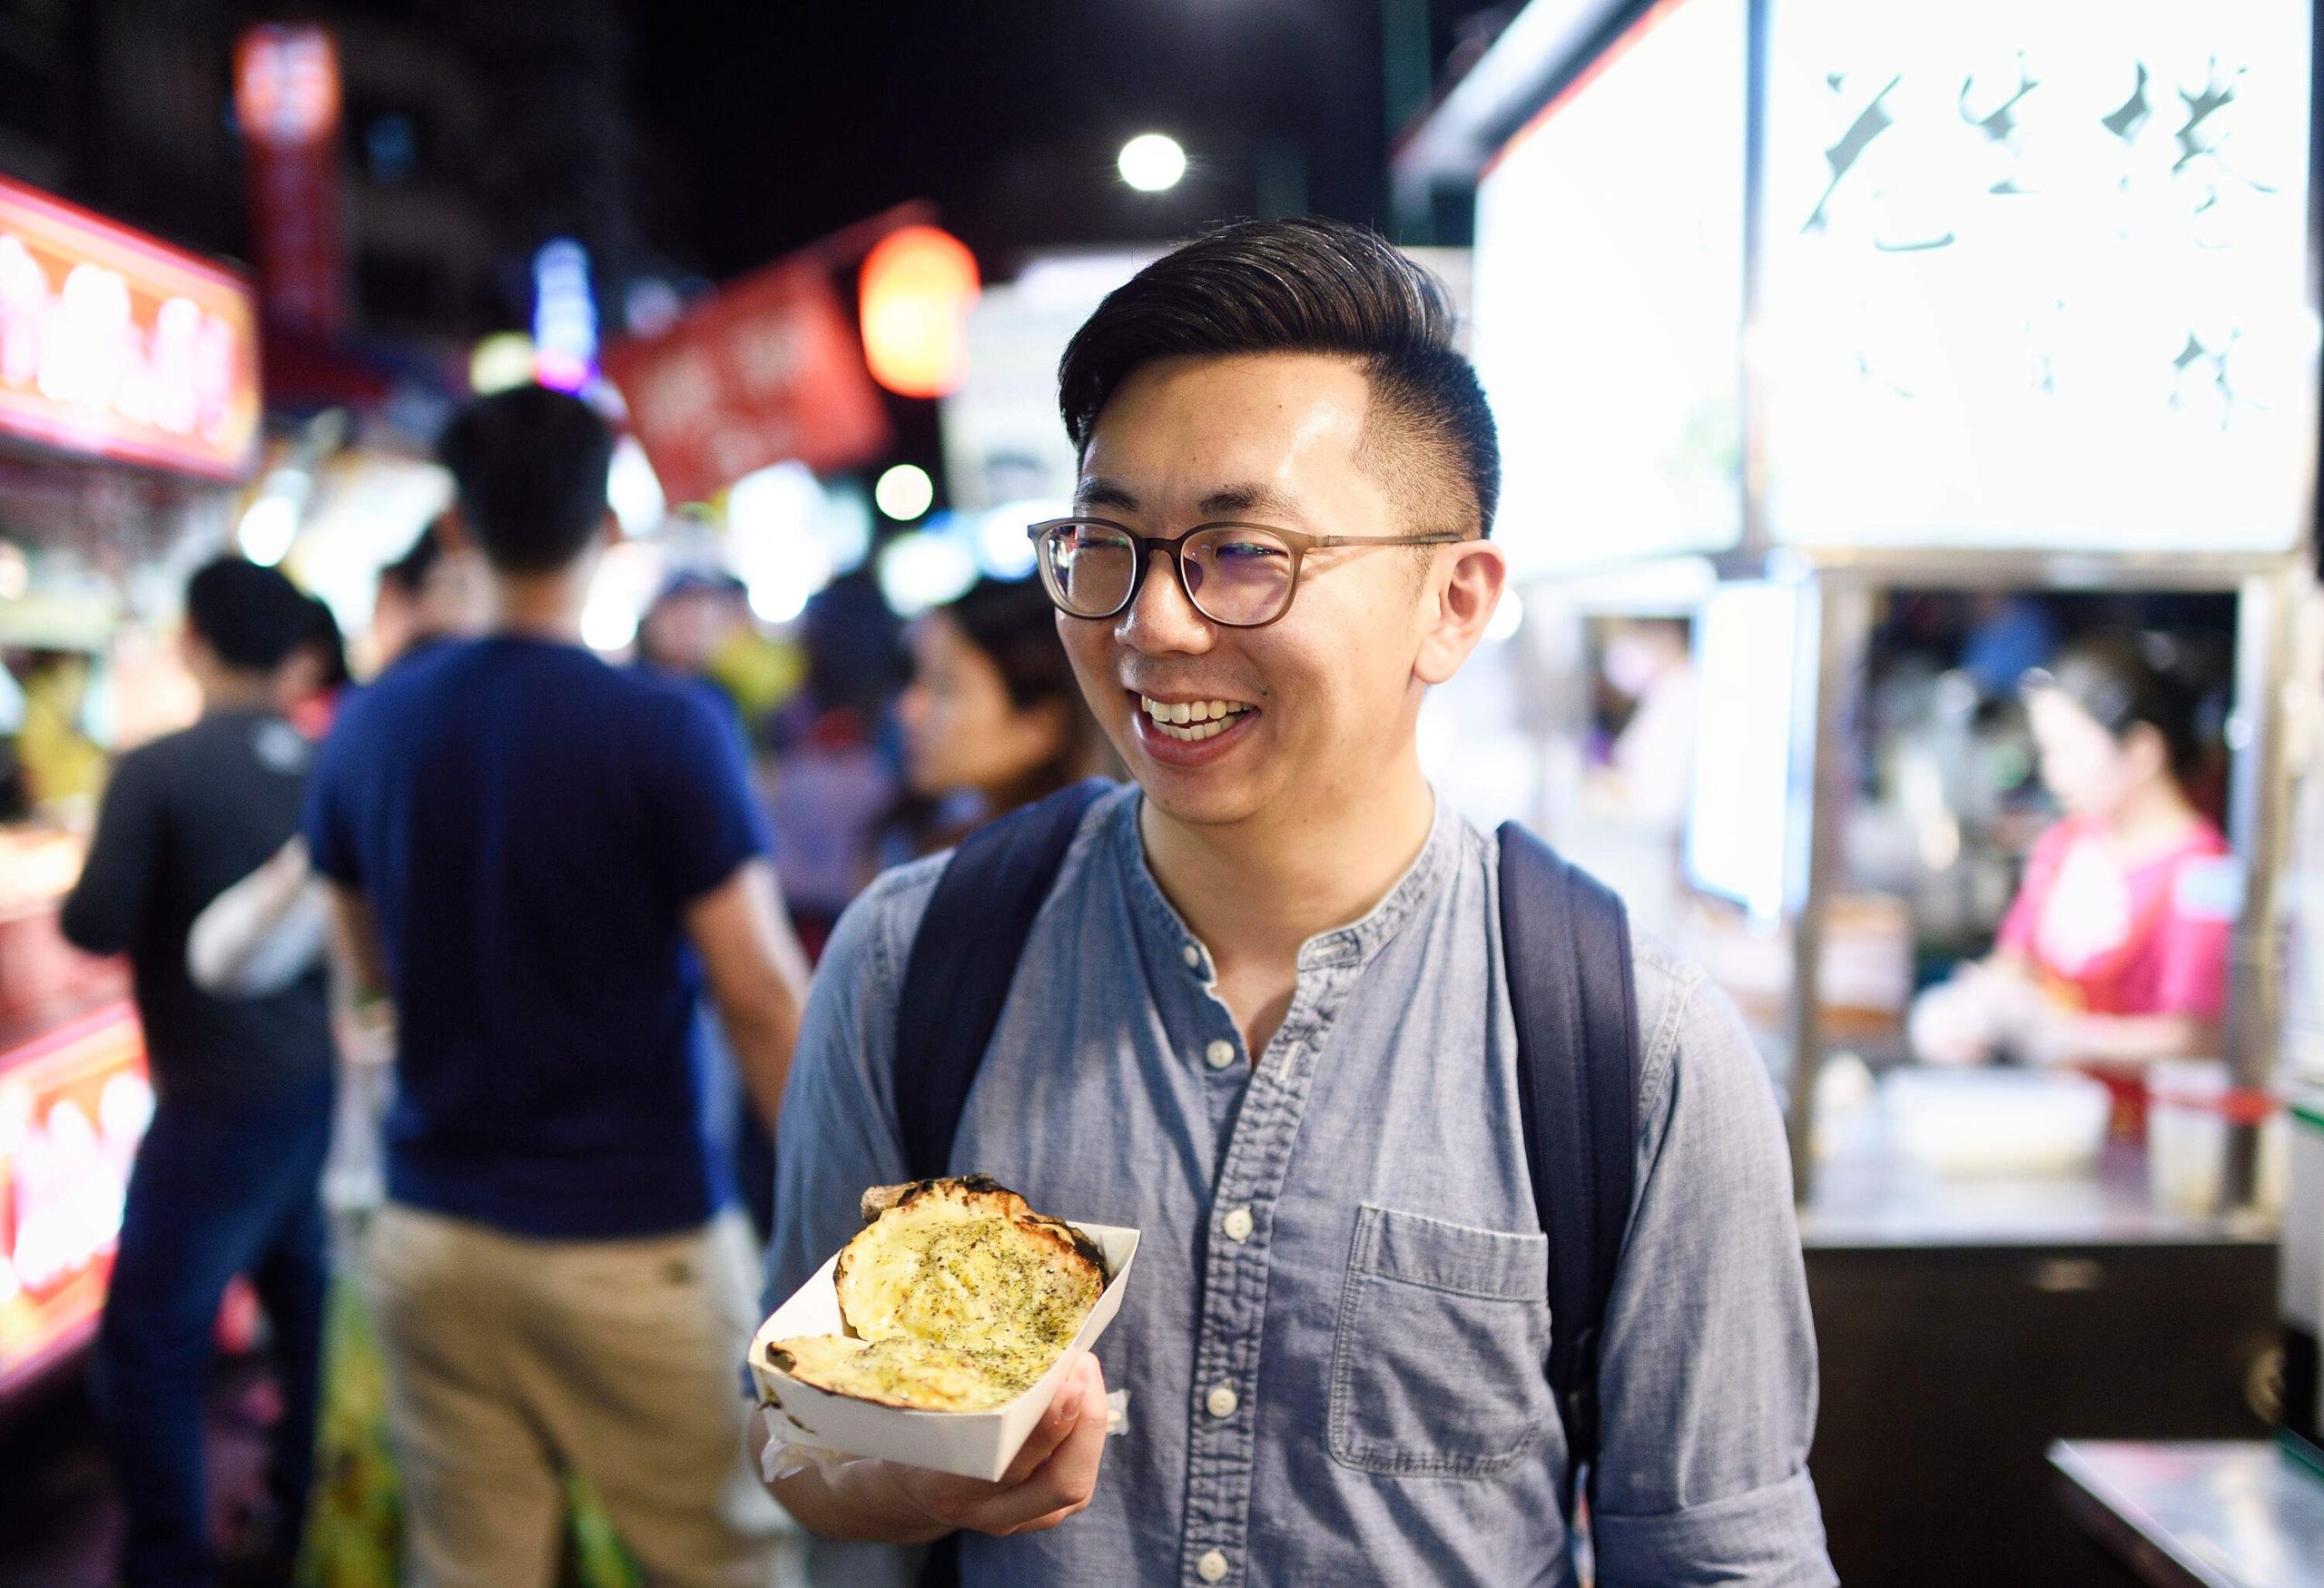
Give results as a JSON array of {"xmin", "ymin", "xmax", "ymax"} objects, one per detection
[{"xmin": 1074, "ymin": 353, "xmax": 1374, "ymax": 522}]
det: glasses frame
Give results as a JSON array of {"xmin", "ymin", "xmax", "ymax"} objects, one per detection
[{"xmin": 1026, "ymin": 517, "xmax": 1472, "ymax": 628}]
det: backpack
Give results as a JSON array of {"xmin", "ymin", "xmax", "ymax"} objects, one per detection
[{"xmin": 894, "ymin": 780, "xmax": 1639, "ymax": 1584}]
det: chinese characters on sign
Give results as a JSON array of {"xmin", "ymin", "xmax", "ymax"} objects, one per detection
[
  {"xmin": 1763, "ymin": 0, "xmax": 2315, "ymax": 549},
  {"xmin": 0, "ymin": 1005, "xmax": 152, "ymax": 1399},
  {"xmin": 0, "ymin": 175, "xmax": 262, "ymax": 481},
  {"xmin": 601, "ymin": 261, "xmax": 891, "ymax": 508}
]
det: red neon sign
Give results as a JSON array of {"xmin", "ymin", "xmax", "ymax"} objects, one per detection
[
  {"xmin": 234, "ymin": 25, "xmax": 347, "ymax": 340},
  {"xmin": 0, "ymin": 174, "xmax": 262, "ymax": 481},
  {"xmin": 0, "ymin": 1004, "xmax": 152, "ymax": 1398}
]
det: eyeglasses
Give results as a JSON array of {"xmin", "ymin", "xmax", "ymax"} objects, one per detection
[{"xmin": 1026, "ymin": 518, "xmax": 1470, "ymax": 628}]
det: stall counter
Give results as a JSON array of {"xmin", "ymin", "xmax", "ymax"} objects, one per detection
[
  {"xmin": 2050, "ymin": 1440, "xmax": 2324, "ymax": 1588},
  {"xmin": 1799, "ymin": 1133, "xmax": 2279, "ymax": 1586}
]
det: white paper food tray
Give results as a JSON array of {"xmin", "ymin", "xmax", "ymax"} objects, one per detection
[{"xmin": 750, "ymin": 1220, "xmax": 1139, "ymax": 1482}]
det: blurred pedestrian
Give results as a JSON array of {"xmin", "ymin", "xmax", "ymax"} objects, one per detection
[
  {"xmin": 637, "ymin": 567, "xmax": 749, "ymax": 679},
  {"xmin": 62, "ymin": 556, "xmax": 335, "ymax": 1588},
  {"xmin": 276, "ymin": 596, "xmax": 350, "ymax": 742},
  {"xmin": 763, "ymin": 570, "xmax": 909, "ymax": 960},
  {"xmin": 890, "ymin": 575, "xmax": 1114, "ymax": 855},
  {"xmin": 303, "ymin": 386, "xmax": 811, "ymax": 1588},
  {"xmin": 365, "ymin": 516, "xmax": 479, "ymax": 673}
]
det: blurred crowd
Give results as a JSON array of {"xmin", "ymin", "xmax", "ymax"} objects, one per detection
[{"xmin": 54, "ymin": 385, "xmax": 1108, "ymax": 1588}]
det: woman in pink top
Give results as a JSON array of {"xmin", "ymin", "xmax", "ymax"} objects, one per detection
[{"xmin": 1913, "ymin": 631, "xmax": 2234, "ymax": 1079}]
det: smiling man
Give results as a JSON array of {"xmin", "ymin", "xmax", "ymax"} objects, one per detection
[{"xmin": 763, "ymin": 219, "xmax": 1833, "ymax": 1587}]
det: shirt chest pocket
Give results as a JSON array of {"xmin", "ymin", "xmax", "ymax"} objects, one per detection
[{"xmin": 1326, "ymin": 1203, "xmax": 1554, "ymax": 1478}]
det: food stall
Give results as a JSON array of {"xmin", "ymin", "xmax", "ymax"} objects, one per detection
[
  {"xmin": 1397, "ymin": 0, "xmax": 2318, "ymax": 1578},
  {"xmin": 0, "ymin": 173, "xmax": 261, "ymax": 1409}
]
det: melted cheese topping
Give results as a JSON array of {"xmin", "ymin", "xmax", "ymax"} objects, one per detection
[
  {"xmin": 842, "ymin": 1200, "xmax": 1098, "ymax": 1392},
  {"xmin": 780, "ymin": 1186, "xmax": 1106, "ymax": 1413},
  {"xmin": 773, "ymin": 1336, "xmax": 1027, "ymax": 1412}
]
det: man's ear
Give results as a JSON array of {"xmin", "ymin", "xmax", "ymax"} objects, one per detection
[
  {"xmin": 435, "ymin": 508, "xmax": 475, "ymax": 557},
  {"xmin": 1414, "ymin": 539, "xmax": 1507, "ymax": 686}
]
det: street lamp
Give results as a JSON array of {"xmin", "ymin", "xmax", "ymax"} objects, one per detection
[{"xmin": 1118, "ymin": 133, "xmax": 1187, "ymax": 192}]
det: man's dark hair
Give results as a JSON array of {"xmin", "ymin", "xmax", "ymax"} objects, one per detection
[
  {"xmin": 184, "ymin": 557, "xmax": 310, "ymax": 672},
  {"xmin": 1057, "ymin": 217, "xmax": 1500, "ymax": 537},
  {"xmin": 435, "ymin": 386, "xmax": 615, "ymax": 574}
]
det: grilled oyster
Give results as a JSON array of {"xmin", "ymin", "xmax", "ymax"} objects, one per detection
[
  {"xmin": 766, "ymin": 1336, "xmax": 1025, "ymax": 1413},
  {"xmin": 773, "ymin": 1176, "xmax": 1108, "ymax": 1412}
]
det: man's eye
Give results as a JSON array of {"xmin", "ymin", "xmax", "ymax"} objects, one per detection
[{"xmin": 1215, "ymin": 539, "xmax": 1284, "ymax": 562}]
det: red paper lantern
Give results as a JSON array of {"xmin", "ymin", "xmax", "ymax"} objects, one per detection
[{"xmin": 859, "ymin": 225, "xmax": 980, "ymax": 399}]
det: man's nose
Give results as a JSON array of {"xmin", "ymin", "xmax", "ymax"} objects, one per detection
[{"xmin": 1117, "ymin": 547, "xmax": 1215, "ymax": 655}]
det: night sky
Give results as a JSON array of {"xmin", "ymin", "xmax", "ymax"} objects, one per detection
[{"xmin": 620, "ymin": 1, "xmax": 1503, "ymax": 280}]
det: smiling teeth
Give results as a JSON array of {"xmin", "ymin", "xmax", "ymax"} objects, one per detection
[{"xmin": 1140, "ymin": 696, "xmax": 1251, "ymax": 742}]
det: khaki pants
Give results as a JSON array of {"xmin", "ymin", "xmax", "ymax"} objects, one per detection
[{"xmin": 363, "ymin": 1202, "xmax": 793, "ymax": 1588}]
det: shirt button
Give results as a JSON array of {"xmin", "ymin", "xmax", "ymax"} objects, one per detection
[
  {"xmin": 1206, "ymin": 1381, "xmax": 1239, "ymax": 1419},
  {"xmin": 1222, "ymin": 1207, "xmax": 1254, "ymax": 1243},
  {"xmin": 1196, "ymin": 1549, "xmax": 1230, "ymax": 1583},
  {"xmin": 1181, "ymin": 943, "xmax": 1202, "ymax": 969},
  {"xmin": 1204, "ymin": 1040, "xmax": 1236, "ymax": 1070}
]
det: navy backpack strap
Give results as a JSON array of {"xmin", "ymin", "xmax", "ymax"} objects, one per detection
[
  {"xmin": 894, "ymin": 777, "xmax": 1113, "ymax": 1180},
  {"xmin": 896, "ymin": 779, "xmax": 1109, "ymax": 1588},
  {"xmin": 1497, "ymin": 822, "xmax": 1640, "ymax": 1508}
]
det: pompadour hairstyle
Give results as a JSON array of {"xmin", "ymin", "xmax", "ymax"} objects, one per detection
[{"xmin": 1057, "ymin": 217, "xmax": 1500, "ymax": 537}]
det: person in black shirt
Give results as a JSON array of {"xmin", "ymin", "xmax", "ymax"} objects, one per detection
[{"xmin": 63, "ymin": 557, "xmax": 334, "ymax": 1588}]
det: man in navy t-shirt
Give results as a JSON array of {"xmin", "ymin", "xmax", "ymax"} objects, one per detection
[{"xmin": 305, "ymin": 386, "xmax": 811, "ymax": 1587}]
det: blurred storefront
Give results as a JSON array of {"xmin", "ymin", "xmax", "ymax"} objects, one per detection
[
  {"xmin": 0, "ymin": 171, "xmax": 261, "ymax": 1409},
  {"xmin": 1399, "ymin": 0, "xmax": 2319, "ymax": 1579}
]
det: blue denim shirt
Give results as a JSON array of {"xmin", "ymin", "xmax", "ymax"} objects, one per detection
[{"xmin": 769, "ymin": 787, "xmax": 1834, "ymax": 1587}]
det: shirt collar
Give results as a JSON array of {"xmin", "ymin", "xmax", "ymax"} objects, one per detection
[{"xmin": 1108, "ymin": 786, "xmax": 1460, "ymax": 978}]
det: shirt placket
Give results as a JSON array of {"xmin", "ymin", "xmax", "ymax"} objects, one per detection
[{"xmin": 1177, "ymin": 942, "xmax": 1357, "ymax": 1588}]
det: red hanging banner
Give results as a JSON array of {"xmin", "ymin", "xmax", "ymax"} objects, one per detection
[
  {"xmin": 600, "ymin": 261, "xmax": 891, "ymax": 508},
  {"xmin": 234, "ymin": 25, "xmax": 347, "ymax": 340}
]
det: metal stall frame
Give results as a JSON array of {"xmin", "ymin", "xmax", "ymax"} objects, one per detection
[
  {"xmin": 1762, "ymin": 547, "xmax": 2306, "ymax": 1206},
  {"xmin": 1395, "ymin": 0, "xmax": 2322, "ymax": 1209}
]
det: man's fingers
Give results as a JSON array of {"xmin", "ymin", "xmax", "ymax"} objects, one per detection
[
  {"xmin": 991, "ymin": 1357, "xmax": 1090, "ymax": 1487},
  {"xmin": 957, "ymin": 1358, "xmax": 1110, "ymax": 1535}
]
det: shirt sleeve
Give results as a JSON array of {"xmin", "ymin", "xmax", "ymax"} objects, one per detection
[
  {"xmin": 2150, "ymin": 854, "xmax": 2234, "ymax": 1020},
  {"xmin": 301, "ymin": 716, "xmax": 361, "ymax": 887},
  {"xmin": 654, "ymin": 688, "xmax": 770, "ymax": 906},
  {"xmin": 59, "ymin": 749, "xmax": 161, "ymax": 956},
  {"xmin": 1590, "ymin": 966, "xmax": 1837, "ymax": 1588},
  {"xmin": 763, "ymin": 863, "xmax": 936, "ymax": 1314}
]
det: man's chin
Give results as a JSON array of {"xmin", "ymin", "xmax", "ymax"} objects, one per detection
[{"xmin": 1129, "ymin": 760, "xmax": 1273, "ymax": 830}]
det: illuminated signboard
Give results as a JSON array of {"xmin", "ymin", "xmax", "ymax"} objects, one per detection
[
  {"xmin": 1761, "ymin": 0, "xmax": 2316, "ymax": 549},
  {"xmin": 0, "ymin": 174, "xmax": 262, "ymax": 482},
  {"xmin": 1472, "ymin": 0, "xmax": 1748, "ymax": 577},
  {"xmin": 0, "ymin": 1004, "xmax": 152, "ymax": 1397}
]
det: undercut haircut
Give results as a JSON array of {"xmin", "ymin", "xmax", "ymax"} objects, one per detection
[
  {"xmin": 184, "ymin": 557, "xmax": 310, "ymax": 673},
  {"xmin": 1057, "ymin": 217, "xmax": 1500, "ymax": 538},
  {"xmin": 435, "ymin": 386, "xmax": 615, "ymax": 575}
]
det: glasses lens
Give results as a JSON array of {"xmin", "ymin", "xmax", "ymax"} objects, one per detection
[
  {"xmin": 1040, "ymin": 521, "xmax": 1137, "ymax": 616},
  {"xmin": 1184, "ymin": 526, "xmax": 1295, "ymax": 625}
]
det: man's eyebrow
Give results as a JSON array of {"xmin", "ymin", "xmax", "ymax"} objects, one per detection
[
  {"xmin": 1072, "ymin": 478, "xmax": 1315, "ymax": 525},
  {"xmin": 1074, "ymin": 478, "xmax": 1139, "ymax": 512},
  {"xmin": 1196, "ymin": 483, "xmax": 1308, "ymax": 524}
]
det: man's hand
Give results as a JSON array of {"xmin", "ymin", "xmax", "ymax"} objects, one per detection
[{"xmin": 766, "ymin": 1354, "xmax": 1111, "ymax": 1544}]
